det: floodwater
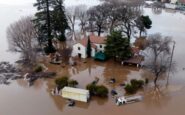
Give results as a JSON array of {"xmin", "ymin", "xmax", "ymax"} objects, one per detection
[
  {"xmin": 0, "ymin": 4, "xmax": 35, "ymax": 63},
  {"xmin": 0, "ymin": 1, "xmax": 185, "ymax": 115}
]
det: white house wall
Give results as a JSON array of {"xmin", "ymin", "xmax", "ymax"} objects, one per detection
[
  {"xmin": 72, "ymin": 43, "xmax": 87, "ymax": 58},
  {"xmin": 94, "ymin": 44, "xmax": 106, "ymax": 52},
  {"xmin": 91, "ymin": 48, "xmax": 96, "ymax": 57},
  {"xmin": 72, "ymin": 43, "xmax": 96, "ymax": 58}
]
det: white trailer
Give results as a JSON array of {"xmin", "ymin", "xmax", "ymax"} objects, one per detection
[
  {"xmin": 116, "ymin": 95, "xmax": 143, "ymax": 106},
  {"xmin": 61, "ymin": 87, "xmax": 90, "ymax": 103}
]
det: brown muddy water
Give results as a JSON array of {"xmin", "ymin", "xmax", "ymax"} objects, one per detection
[{"xmin": 1, "ymin": 6, "xmax": 185, "ymax": 115}]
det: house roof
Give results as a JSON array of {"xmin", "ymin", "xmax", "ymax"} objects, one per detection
[
  {"xmin": 179, "ymin": 0, "xmax": 185, "ymax": 4},
  {"xmin": 88, "ymin": 35, "xmax": 106, "ymax": 44},
  {"xmin": 80, "ymin": 38, "xmax": 97, "ymax": 49},
  {"xmin": 131, "ymin": 47, "xmax": 140, "ymax": 54},
  {"xmin": 79, "ymin": 35, "xmax": 106, "ymax": 49}
]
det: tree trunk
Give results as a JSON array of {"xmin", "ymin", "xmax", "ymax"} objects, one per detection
[
  {"xmin": 139, "ymin": 30, "xmax": 142, "ymax": 38},
  {"xmin": 98, "ymin": 27, "xmax": 101, "ymax": 36},
  {"xmin": 109, "ymin": 21, "xmax": 114, "ymax": 33},
  {"xmin": 127, "ymin": 32, "xmax": 131, "ymax": 43},
  {"xmin": 72, "ymin": 16, "xmax": 76, "ymax": 41},
  {"xmin": 154, "ymin": 74, "xmax": 159, "ymax": 87},
  {"xmin": 46, "ymin": 0, "xmax": 52, "ymax": 48},
  {"xmin": 48, "ymin": 39, "xmax": 52, "ymax": 48}
]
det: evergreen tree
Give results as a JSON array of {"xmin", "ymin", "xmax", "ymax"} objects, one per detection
[
  {"xmin": 51, "ymin": 0, "xmax": 69, "ymax": 41},
  {"xmin": 135, "ymin": 15, "xmax": 152, "ymax": 37},
  {"xmin": 86, "ymin": 36, "xmax": 92, "ymax": 58},
  {"xmin": 105, "ymin": 31, "xmax": 132, "ymax": 61},
  {"xmin": 34, "ymin": 0, "xmax": 56, "ymax": 54}
]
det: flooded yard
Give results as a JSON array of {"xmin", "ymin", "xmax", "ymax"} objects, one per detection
[
  {"xmin": 0, "ymin": 1, "xmax": 185, "ymax": 115},
  {"xmin": 1, "ymin": 57, "xmax": 185, "ymax": 115}
]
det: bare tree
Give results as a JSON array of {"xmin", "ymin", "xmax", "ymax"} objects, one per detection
[
  {"xmin": 101, "ymin": 0, "xmax": 145, "ymax": 7},
  {"xmin": 75, "ymin": 4, "xmax": 89, "ymax": 36},
  {"xmin": 99, "ymin": 1, "xmax": 143, "ymax": 40},
  {"xmin": 58, "ymin": 43, "xmax": 72, "ymax": 64},
  {"xmin": 143, "ymin": 33, "xmax": 175, "ymax": 87},
  {"xmin": 84, "ymin": 1, "xmax": 143, "ymax": 39},
  {"xmin": 118, "ymin": 5, "xmax": 142, "ymax": 41},
  {"xmin": 104, "ymin": 2, "xmax": 121, "ymax": 33},
  {"xmin": 87, "ymin": 4, "xmax": 108, "ymax": 36},
  {"xmin": 66, "ymin": 6, "xmax": 78, "ymax": 41},
  {"xmin": 7, "ymin": 16, "xmax": 37, "ymax": 64}
]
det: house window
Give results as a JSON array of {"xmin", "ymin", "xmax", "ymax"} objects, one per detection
[
  {"xmin": 78, "ymin": 47, "xmax": 80, "ymax": 50},
  {"xmin": 100, "ymin": 45, "xmax": 102, "ymax": 48}
]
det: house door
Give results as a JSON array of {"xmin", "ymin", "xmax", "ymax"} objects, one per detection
[{"xmin": 78, "ymin": 53, "xmax": 82, "ymax": 58}]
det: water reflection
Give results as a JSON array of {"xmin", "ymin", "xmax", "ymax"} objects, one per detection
[
  {"xmin": 16, "ymin": 79, "xmax": 45, "ymax": 90},
  {"xmin": 143, "ymin": 85, "xmax": 171, "ymax": 108},
  {"xmin": 152, "ymin": 7, "xmax": 162, "ymax": 15}
]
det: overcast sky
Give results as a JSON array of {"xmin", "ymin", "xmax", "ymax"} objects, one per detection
[
  {"xmin": 0, "ymin": 0, "xmax": 100, "ymax": 6},
  {"xmin": 0, "ymin": 0, "xmax": 35, "ymax": 5}
]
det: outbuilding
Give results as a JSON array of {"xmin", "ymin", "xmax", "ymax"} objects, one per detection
[{"xmin": 61, "ymin": 87, "xmax": 90, "ymax": 103}]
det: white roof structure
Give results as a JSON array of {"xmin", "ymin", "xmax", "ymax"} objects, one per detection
[
  {"xmin": 61, "ymin": 87, "xmax": 90, "ymax": 102},
  {"xmin": 62, "ymin": 87, "xmax": 89, "ymax": 95}
]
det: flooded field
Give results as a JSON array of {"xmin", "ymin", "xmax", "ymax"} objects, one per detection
[{"xmin": 0, "ymin": 1, "xmax": 185, "ymax": 115}]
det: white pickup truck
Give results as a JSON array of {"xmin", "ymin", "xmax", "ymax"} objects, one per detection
[{"xmin": 116, "ymin": 95, "xmax": 143, "ymax": 106}]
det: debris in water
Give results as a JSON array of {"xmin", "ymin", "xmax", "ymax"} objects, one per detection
[{"xmin": 0, "ymin": 62, "xmax": 22, "ymax": 84}]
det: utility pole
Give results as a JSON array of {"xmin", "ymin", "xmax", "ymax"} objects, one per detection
[{"xmin": 166, "ymin": 41, "xmax": 176, "ymax": 86}]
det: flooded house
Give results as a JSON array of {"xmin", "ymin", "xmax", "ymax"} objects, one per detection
[{"xmin": 72, "ymin": 35, "xmax": 106, "ymax": 58}]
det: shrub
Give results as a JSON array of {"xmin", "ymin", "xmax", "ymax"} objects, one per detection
[
  {"xmin": 55, "ymin": 76, "xmax": 80, "ymax": 90},
  {"xmin": 34, "ymin": 65, "xmax": 43, "ymax": 73},
  {"xmin": 68, "ymin": 80, "xmax": 78, "ymax": 87},
  {"xmin": 55, "ymin": 77, "xmax": 69, "ymax": 90},
  {"xmin": 86, "ymin": 84, "xmax": 97, "ymax": 95},
  {"xmin": 96, "ymin": 85, "xmax": 109, "ymax": 97},
  {"xmin": 130, "ymin": 79, "xmax": 139, "ymax": 88},
  {"xmin": 124, "ymin": 84, "xmax": 137, "ymax": 94},
  {"xmin": 86, "ymin": 84, "xmax": 109, "ymax": 98},
  {"xmin": 125, "ymin": 79, "xmax": 145, "ymax": 94},
  {"xmin": 137, "ymin": 80, "xmax": 144, "ymax": 88},
  {"xmin": 130, "ymin": 79, "xmax": 144, "ymax": 89}
]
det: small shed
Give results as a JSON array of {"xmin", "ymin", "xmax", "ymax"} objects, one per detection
[
  {"xmin": 122, "ymin": 56, "xmax": 144, "ymax": 68},
  {"xmin": 61, "ymin": 87, "xmax": 90, "ymax": 102},
  {"xmin": 94, "ymin": 52, "xmax": 107, "ymax": 61}
]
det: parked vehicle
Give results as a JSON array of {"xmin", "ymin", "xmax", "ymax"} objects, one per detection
[
  {"xmin": 68, "ymin": 99, "xmax": 75, "ymax": 107},
  {"xmin": 116, "ymin": 95, "xmax": 143, "ymax": 106}
]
